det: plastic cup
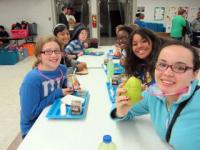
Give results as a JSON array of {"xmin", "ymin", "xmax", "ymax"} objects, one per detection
[{"xmin": 67, "ymin": 74, "xmax": 79, "ymax": 90}]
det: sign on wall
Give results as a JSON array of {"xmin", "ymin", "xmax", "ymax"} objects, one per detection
[
  {"xmin": 154, "ymin": 7, "xmax": 165, "ymax": 20},
  {"xmin": 137, "ymin": 6, "xmax": 145, "ymax": 13}
]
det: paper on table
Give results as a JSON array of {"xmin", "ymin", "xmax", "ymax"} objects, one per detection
[{"xmin": 61, "ymin": 95, "xmax": 85, "ymax": 105}]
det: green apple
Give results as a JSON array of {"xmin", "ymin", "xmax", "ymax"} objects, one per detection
[{"xmin": 122, "ymin": 77, "xmax": 142, "ymax": 106}]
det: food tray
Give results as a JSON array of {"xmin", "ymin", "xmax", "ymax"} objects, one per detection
[
  {"xmin": 84, "ymin": 51, "xmax": 104, "ymax": 56},
  {"xmin": 106, "ymin": 82, "xmax": 117, "ymax": 103},
  {"xmin": 112, "ymin": 55, "xmax": 120, "ymax": 59},
  {"xmin": 84, "ymin": 48, "xmax": 104, "ymax": 56},
  {"xmin": 46, "ymin": 91, "xmax": 90, "ymax": 119}
]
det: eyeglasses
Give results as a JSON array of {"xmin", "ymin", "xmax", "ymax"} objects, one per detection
[
  {"xmin": 155, "ymin": 61, "xmax": 193, "ymax": 73},
  {"xmin": 41, "ymin": 49, "xmax": 61, "ymax": 55}
]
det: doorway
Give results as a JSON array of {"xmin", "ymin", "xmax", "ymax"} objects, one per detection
[
  {"xmin": 98, "ymin": 0, "xmax": 133, "ymax": 45},
  {"xmin": 54, "ymin": 0, "xmax": 90, "ymax": 27}
]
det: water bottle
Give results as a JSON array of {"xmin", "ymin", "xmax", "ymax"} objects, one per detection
[
  {"xmin": 107, "ymin": 50, "xmax": 114, "ymax": 82},
  {"xmin": 98, "ymin": 135, "xmax": 117, "ymax": 150}
]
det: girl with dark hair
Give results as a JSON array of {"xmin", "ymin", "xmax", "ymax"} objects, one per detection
[
  {"xmin": 64, "ymin": 23, "xmax": 89, "ymax": 57},
  {"xmin": 111, "ymin": 40, "xmax": 200, "ymax": 150},
  {"xmin": 134, "ymin": 13, "xmax": 145, "ymax": 27},
  {"xmin": 125, "ymin": 28, "xmax": 166, "ymax": 87},
  {"xmin": 0, "ymin": 25, "xmax": 9, "ymax": 47},
  {"xmin": 53, "ymin": 24, "xmax": 87, "ymax": 74},
  {"xmin": 115, "ymin": 25, "xmax": 133, "ymax": 66}
]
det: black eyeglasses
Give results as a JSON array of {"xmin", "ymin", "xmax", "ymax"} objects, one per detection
[
  {"xmin": 156, "ymin": 61, "xmax": 193, "ymax": 73},
  {"xmin": 41, "ymin": 49, "xmax": 61, "ymax": 55}
]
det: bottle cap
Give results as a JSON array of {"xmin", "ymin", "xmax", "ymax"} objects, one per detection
[{"xmin": 103, "ymin": 135, "xmax": 112, "ymax": 144}]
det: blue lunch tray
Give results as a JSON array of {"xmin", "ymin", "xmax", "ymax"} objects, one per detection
[
  {"xmin": 106, "ymin": 82, "xmax": 117, "ymax": 103},
  {"xmin": 46, "ymin": 91, "xmax": 90, "ymax": 119},
  {"xmin": 84, "ymin": 48, "xmax": 104, "ymax": 56},
  {"xmin": 84, "ymin": 51, "xmax": 104, "ymax": 56},
  {"xmin": 112, "ymin": 55, "xmax": 120, "ymax": 59}
]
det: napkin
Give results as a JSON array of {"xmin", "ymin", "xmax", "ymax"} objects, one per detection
[{"xmin": 61, "ymin": 95, "xmax": 85, "ymax": 105}]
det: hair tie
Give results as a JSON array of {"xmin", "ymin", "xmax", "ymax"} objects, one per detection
[{"xmin": 53, "ymin": 23, "xmax": 66, "ymax": 33}]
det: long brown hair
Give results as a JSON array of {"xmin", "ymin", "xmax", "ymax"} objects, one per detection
[{"xmin": 32, "ymin": 36, "xmax": 62, "ymax": 69}]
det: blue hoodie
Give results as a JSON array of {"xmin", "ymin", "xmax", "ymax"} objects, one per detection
[
  {"xmin": 111, "ymin": 80, "xmax": 200, "ymax": 150},
  {"xmin": 20, "ymin": 64, "xmax": 67, "ymax": 136}
]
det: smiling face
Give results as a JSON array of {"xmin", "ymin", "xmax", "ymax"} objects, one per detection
[
  {"xmin": 132, "ymin": 34, "xmax": 152, "ymax": 60},
  {"xmin": 39, "ymin": 41, "xmax": 62, "ymax": 71},
  {"xmin": 155, "ymin": 45, "xmax": 197, "ymax": 95},
  {"xmin": 117, "ymin": 30, "xmax": 129, "ymax": 50},
  {"xmin": 56, "ymin": 29, "xmax": 70, "ymax": 46},
  {"xmin": 78, "ymin": 29, "xmax": 88, "ymax": 42}
]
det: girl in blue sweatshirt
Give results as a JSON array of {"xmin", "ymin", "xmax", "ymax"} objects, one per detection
[
  {"xmin": 111, "ymin": 41, "xmax": 200, "ymax": 150},
  {"xmin": 19, "ymin": 36, "xmax": 75, "ymax": 138}
]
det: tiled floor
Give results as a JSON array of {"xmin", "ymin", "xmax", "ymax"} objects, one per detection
[
  {"xmin": 0, "ymin": 56, "xmax": 35, "ymax": 150},
  {"xmin": 0, "ymin": 36, "xmax": 116, "ymax": 150},
  {"xmin": 1, "ymin": 42, "xmax": 200, "ymax": 150}
]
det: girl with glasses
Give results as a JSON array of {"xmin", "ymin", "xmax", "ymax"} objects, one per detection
[
  {"xmin": 20, "ymin": 36, "xmax": 75, "ymax": 138},
  {"xmin": 111, "ymin": 40, "xmax": 200, "ymax": 150}
]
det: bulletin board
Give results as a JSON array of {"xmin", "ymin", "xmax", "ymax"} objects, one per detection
[
  {"xmin": 188, "ymin": 7, "xmax": 200, "ymax": 21},
  {"xmin": 154, "ymin": 7, "xmax": 165, "ymax": 20},
  {"xmin": 165, "ymin": 7, "xmax": 177, "ymax": 22}
]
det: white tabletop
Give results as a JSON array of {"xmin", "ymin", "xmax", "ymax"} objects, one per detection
[
  {"xmin": 18, "ymin": 49, "xmax": 172, "ymax": 150},
  {"xmin": 78, "ymin": 46, "xmax": 112, "ymax": 68}
]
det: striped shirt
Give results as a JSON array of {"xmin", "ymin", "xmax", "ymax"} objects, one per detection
[{"xmin": 64, "ymin": 39, "xmax": 84, "ymax": 55}]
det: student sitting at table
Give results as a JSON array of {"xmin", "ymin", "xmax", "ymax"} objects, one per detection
[
  {"xmin": 0, "ymin": 25, "xmax": 9, "ymax": 48},
  {"xmin": 19, "ymin": 36, "xmax": 79, "ymax": 138},
  {"xmin": 115, "ymin": 25, "xmax": 133, "ymax": 66},
  {"xmin": 111, "ymin": 40, "xmax": 200, "ymax": 150},
  {"xmin": 64, "ymin": 23, "xmax": 89, "ymax": 59},
  {"xmin": 124, "ymin": 28, "xmax": 167, "ymax": 87},
  {"xmin": 53, "ymin": 23, "xmax": 87, "ymax": 74}
]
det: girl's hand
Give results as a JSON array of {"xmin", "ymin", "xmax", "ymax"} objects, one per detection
[
  {"xmin": 141, "ymin": 83, "xmax": 147, "ymax": 90},
  {"xmin": 78, "ymin": 51, "xmax": 84, "ymax": 56},
  {"xmin": 83, "ymin": 42, "xmax": 89, "ymax": 48},
  {"xmin": 62, "ymin": 87, "xmax": 74, "ymax": 96},
  {"xmin": 115, "ymin": 84, "xmax": 131, "ymax": 118},
  {"xmin": 73, "ymin": 79, "xmax": 81, "ymax": 91}
]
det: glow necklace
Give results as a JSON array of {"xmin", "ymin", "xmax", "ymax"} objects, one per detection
[
  {"xmin": 147, "ymin": 83, "xmax": 188, "ymax": 96},
  {"xmin": 37, "ymin": 64, "xmax": 64, "ymax": 81}
]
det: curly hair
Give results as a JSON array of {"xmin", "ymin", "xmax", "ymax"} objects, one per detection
[{"xmin": 124, "ymin": 28, "xmax": 166, "ymax": 82}]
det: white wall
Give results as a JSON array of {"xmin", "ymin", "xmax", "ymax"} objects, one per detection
[
  {"xmin": 1, "ymin": 0, "xmax": 199, "ymax": 38},
  {"xmin": 90, "ymin": 0, "xmax": 97, "ymax": 38},
  {"xmin": 137, "ymin": 0, "xmax": 200, "ymax": 23},
  {"xmin": 0, "ymin": 0, "xmax": 55, "ymax": 37}
]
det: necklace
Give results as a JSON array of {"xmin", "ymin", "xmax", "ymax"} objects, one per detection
[
  {"xmin": 147, "ymin": 83, "xmax": 188, "ymax": 96},
  {"xmin": 37, "ymin": 64, "xmax": 64, "ymax": 81}
]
